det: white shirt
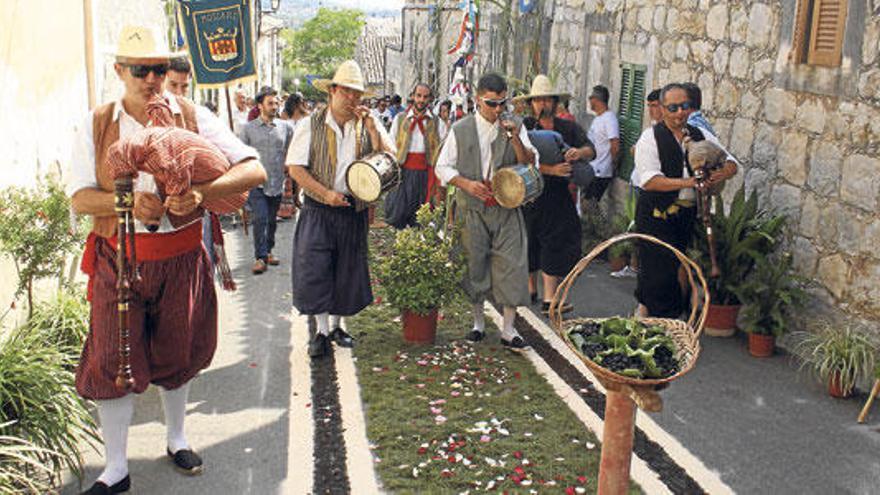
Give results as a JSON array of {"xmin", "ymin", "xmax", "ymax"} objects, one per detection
[
  {"xmin": 587, "ymin": 111, "xmax": 620, "ymax": 178},
  {"xmin": 285, "ymin": 112, "xmax": 396, "ymax": 194},
  {"xmin": 67, "ymin": 92, "xmax": 258, "ymax": 233},
  {"xmin": 231, "ymin": 105, "xmax": 249, "ymax": 135},
  {"xmin": 634, "ymin": 126, "xmax": 737, "ymax": 201},
  {"xmin": 389, "ymin": 109, "xmax": 434, "ymax": 154},
  {"xmin": 435, "ymin": 113, "xmax": 539, "ymax": 186}
]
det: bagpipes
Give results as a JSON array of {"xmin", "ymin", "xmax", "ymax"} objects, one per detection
[
  {"xmin": 684, "ymin": 135, "xmax": 728, "ymax": 279},
  {"xmin": 107, "ymin": 94, "xmax": 247, "ymax": 391}
]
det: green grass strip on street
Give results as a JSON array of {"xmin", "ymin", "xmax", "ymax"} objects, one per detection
[{"xmin": 350, "ymin": 228, "xmax": 641, "ymax": 494}]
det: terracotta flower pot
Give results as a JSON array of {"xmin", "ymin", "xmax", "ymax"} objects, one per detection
[
  {"xmin": 402, "ymin": 309, "xmax": 438, "ymax": 344},
  {"xmin": 828, "ymin": 372, "xmax": 852, "ymax": 399},
  {"xmin": 704, "ymin": 304, "xmax": 741, "ymax": 337},
  {"xmin": 609, "ymin": 255, "xmax": 628, "ymax": 272},
  {"xmin": 748, "ymin": 333, "xmax": 775, "ymax": 358}
]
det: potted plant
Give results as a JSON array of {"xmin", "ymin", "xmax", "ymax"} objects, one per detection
[
  {"xmin": 792, "ymin": 323, "xmax": 878, "ymax": 398},
  {"xmin": 378, "ymin": 204, "xmax": 464, "ymax": 343},
  {"xmin": 690, "ymin": 186, "xmax": 785, "ymax": 337},
  {"xmin": 734, "ymin": 254, "xmax": 806, "ymax": 357},
  {"xmin": 607, "ymin": 192, "xmax": 637, "ymax": 271},
  {"xmin": 607, "ymin": 242, "xmax": 632, "ymax": 272}
]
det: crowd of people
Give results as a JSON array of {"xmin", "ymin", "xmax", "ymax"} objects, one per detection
[{"xmin": 66, "ymin": 24, "xmax": 737, "ymax": 494}]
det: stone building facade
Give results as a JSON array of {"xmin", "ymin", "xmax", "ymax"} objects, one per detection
[{"xmin": 391, "ymin": 0, "xmax": 880, "ymax": 330}]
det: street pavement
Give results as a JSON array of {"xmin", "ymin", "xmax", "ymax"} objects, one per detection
[
  {"xmin": 60, "ymin": 217, "xmax": 880, "ymax": 494},
  {"xmin": 531, "ymin": 258, "xmax": 880, "ymax": 495}
]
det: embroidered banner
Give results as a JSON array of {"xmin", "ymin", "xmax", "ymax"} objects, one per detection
[{"xmin": 178, "ymin": 0, "xmax": 256, "ymax": 88}]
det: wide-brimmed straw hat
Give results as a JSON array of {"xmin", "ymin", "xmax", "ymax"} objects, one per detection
[
  {"xmin": 312, "ymin": 60, "xmax": 375, "ymax": 97},
  {"xmin": 512, "ymin": 74, "xmax": 571, "ymax": 102},
  {"xmin": 114, "ymin": 25, "xmax": 184, "ymax": 65}
]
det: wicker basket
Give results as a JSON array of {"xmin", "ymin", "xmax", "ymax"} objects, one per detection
[{"xmin": 549, "ymin": 233, "xmax": 709, "ymax": 388}]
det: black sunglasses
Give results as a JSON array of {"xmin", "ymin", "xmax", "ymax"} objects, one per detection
[
  {"xmin": 482, "ymin": 98, "xmax": 508, "ymax": 108},
  {"xmin": 664, "ymin": 101, "xmax": 694, "ymax": 113},
  {"xmin": 125, "ymin": 63, "xmax": 169, "ymax": 78}
]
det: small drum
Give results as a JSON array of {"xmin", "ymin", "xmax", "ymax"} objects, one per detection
[
  {"xmin": 491, "ymin": 164, "xmax": 544, "ymax": 209},
  {"xmin": 346, "ymin": 151, "xmax": 401, "ymax": 203}
]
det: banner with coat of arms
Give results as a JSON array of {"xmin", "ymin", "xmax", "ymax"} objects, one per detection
[{"xmin": 177, "ymin": 0, "xmax": 256, "ymax": 88}]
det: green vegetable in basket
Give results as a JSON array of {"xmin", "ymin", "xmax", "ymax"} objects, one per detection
[{"xmin": 567, "ymin": 317, "xmax": 680, "ymax": 380}]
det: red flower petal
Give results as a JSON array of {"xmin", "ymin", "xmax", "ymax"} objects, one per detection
[
  {"xmin": 565, "ymin": 487, "xmax": 576, "ymax": 495},
  {"xmin": 578, "ymin": 476, "xmax": 587, "ymax": 484},
  {"xmin": 513, "ymin": 451, "xmax": 523, "ymax": 459}
]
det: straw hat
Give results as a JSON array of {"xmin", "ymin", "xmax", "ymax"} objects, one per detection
[
  {"xmin": 114, "ymin": 25, "xmax": 184, "ymax": 64},
  {"xmin": 312, "ymin": 60, "xmax": 375, "ymax": 97},
  {"xmin": 512, "ymin": 74, "xmax": 570, "ymax": 102}
]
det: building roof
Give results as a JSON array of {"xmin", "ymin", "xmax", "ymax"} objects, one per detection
[{"xmin": 355, "ymin": 17, "xmax": 401, "ymax": 88}]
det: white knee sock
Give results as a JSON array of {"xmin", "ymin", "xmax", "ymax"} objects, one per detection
[
  {"xmin": 472, "ymin": 303, "xmax": 485, "ymax": 333},
  {"xmin": 501, "ymin": 306, "xmax": 520, "ymax": 341},
  {"xmin": 96, "ymin": 395, "xmax": 134, "ymax": 486},
  {"xmin": 160, "ymin": 382, "xmax": 191, "ymax": 454},
  {"xmin": 316, "ymin": 313, "xmax": 330, "ymax": 336},
  {"xmin": 330, "ymin": 314, "xmax": 342, "ymax": 330}
]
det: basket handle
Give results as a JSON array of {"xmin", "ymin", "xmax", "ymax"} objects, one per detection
[{"xmin": 549, "ymin": 233, "xmax": 709, "ymax": 344}]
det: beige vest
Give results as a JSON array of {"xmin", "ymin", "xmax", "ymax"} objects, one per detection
[
  {"xmin": 305, "ymin": 107, "xmax": 372, "ymax": 211},
  {"xmin": 393, "ymin": 111, "xmax": 441, "ymax": 167}
]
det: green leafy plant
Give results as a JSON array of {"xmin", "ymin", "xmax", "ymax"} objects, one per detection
[
  {"xmin": 690, "ymin": 185, "xmax": 786, "ymax": 305},
  {"xmin": 0, "ymin": 325, "xmax": 99, "ymax": 489},
  {"xmin": 735, "ymin": 254, "xmax": 807, "ymax": 337},
  {"xmin": 21, "ymin": 288, "xmax": 89, "ymax": 358},
  {"xmin": 0, "ymin": 422, "xmax": 56, "ymax": 494},
  {"xmin": 792, "ymin": 323, "xmax": 878, "ymax": 397},
  {"xmin": 378, "ymin": 204, "xmax": 465, "ymax": 316},
  {"xmin": 0, "ymin": 176, "xmax": 84, "ymax": 316}
]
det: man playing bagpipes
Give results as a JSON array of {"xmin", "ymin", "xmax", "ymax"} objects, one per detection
[
  {"xmin": 513, "ymin": 75, "xmax": 596, "ymax": 315},
  {"xmin": 383, "ymin": 82, "xmax": 443, "ymax": 229},
  {"xmin": 435, "ymin": 73, "xmax": 538, "ymax": 350},
  {"xmin": 286, "ymin": 60, "xmax": 396, "ymax": 359},
  {"xmin": 67, "ymin": 25, "xmax": 265, "ymax": 494},
  {"xmin": 632, "ymin": 83, "xmax": 737, "ymax": 319}
]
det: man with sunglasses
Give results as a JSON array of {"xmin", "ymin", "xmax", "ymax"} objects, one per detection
[
  {"xmin": 632, "ymin": 83, "xmax": 737, "ymax": 319},
  {"xmin": 435, "ymin": 73, "xmax": 538, "ymax": 350},
  {"xmin": 67, "ymin": 25, "xmax": 265, "ymax": 494}
]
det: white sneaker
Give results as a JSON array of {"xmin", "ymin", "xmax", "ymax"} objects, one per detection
[{"xmin": 611, "ymin": 266, "xmax": 638, "ymax": 278}]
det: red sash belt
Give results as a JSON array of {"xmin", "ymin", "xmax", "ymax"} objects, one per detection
[
  {"xmin": 403, "ymin": 153, "xmax": 440, "ymax": 203},
  {"xmin": 482, "ymin": 179, "xmax": 499, "ymax": 207},
  {"xmin": 81, "ymin": 221, "xmax": 203, "ymax": 300}
]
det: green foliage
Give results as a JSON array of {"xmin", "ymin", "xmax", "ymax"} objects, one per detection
[
  {"xmin": 281, "ymin": 8, "xmax": 365, "ymax": 81},
  {"xmin": 21, "ymin": 289, "xmax": 89, "ymax": 357},
  {"xmin": 792, "ymin": 323, "xmax": 878, "ymax": 396},
  {"xmin": 735, "ymin": 254, "xmax": 808, "ymax": 337},
  {"xmin": 378, "ymin": 204, "xmax": 465, "ymax": 316},
  {"xmin": 690, "ymin": 186, "xmax": 786, "ymax": 305},
  {"xmin": 0, "ymin": 176, "xmax": 84, "ymax": 314},
  {"xmin": 0, "ymin": 424, "xmax": 56, "ymax": 494},
  {"xmin": 607, "ymin": 192, "xmax": 639, "ymax": 259},
  {"xmin": 0, "ymin": 325, "xmax": 99, "ymax": 489}
]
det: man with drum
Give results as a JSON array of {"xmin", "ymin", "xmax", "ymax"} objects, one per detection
[
  {"xmin": 514, "ymin": 75, "xmax": 595, "ymax": 315},
  {"xmin": 633, "ymin": 83, "xmax": 737, "ymax": 318},
  {"xmin": 383, "ymin": 83, "xmax": 443, "ymax": 228},
  {"xmin": 286, "ymin": 60, "xmax": 395, "ymax": 359},
  {"xmin": 435, "ymin": 73, "xmax": 538, "ymax": 350}
]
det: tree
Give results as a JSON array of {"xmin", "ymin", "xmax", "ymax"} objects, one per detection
[{"xmin": 281, "ymin": 8, "xmax": 365, "ymax": 94}]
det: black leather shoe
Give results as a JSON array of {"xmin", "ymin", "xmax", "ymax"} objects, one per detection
[
  {"xmin": 308, "ymin": 333, "xmax": 330, "ymax": 358},
  {"xmin": 465, "ymin": 329, "xmax": 485, "ymax": 342},
  {"xmin": 330, "ymin": 327, "xmax": 354, "ymax": 348},
  {"xmin": 530, "ymin": 292, "xmax": 538, "ymax": 304},
  {"xmin": 501, "ymin": 335, "xmax": 529, "ymax": 351},
  {"xmin": 81, "ymin": 475, "xmax": 130, "ymax": 494},
  {"xmin": 541, "ymin": 301, "xmax": 573, "ymax": 315},
  {"xmin": 167, "ymin": 448, "xmax": 204, "ymax": 476}
]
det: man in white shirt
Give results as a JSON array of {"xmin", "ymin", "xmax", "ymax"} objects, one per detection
[
  {"xmin": 585, "ymin": 85, "xmax": 620, "ymax": 201},
  {"xmin": 68, "ymin": 25, "xmax": 265, "ymax": 494},
  {"xmin": 383, "ymin": 83, "xmax": 443, "ymax": 228},
  {"xmin": 286, "ymin": 61, "xmax": 396, "ymax": 358},
  {"xmin": 435, "ymin": 73, "xmax": 538, "ymax": 350},
  {"xmin": 633, "ymin": 83, "xmax": 737, "ymax": 318}
]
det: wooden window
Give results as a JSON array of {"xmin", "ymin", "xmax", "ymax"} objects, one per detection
[
  {"xmin": 792, "ymin": 0, "xmax": 848, "ymax": 67},
  {"xmin": 616, "ymin": 63, "xmax": 646, "ymax": 180}
]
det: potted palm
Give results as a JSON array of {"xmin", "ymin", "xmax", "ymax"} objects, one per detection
[
  {"xmin": 378, "ymin": 204, "xmax": 464, "ymax": 343},
  {"xmin": 690, "ymin": 186, "xmax": 785, "ymax": 337},
  {"xmin": 792, "ymin": 323, "xmax": 878, "ymax": 398},
  {"xmin": 734, "ymin": 254, "xmax": 806, "ymax": 357}
]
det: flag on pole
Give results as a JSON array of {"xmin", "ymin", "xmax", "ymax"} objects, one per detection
[{"xmin": 177, "ymin": 0, "xmax": 257, "ymax": 88}]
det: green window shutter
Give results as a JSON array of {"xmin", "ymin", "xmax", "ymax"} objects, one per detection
[{"xmin": 616, "ymin": 64, "xmax": 646, "ymax": 180}]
